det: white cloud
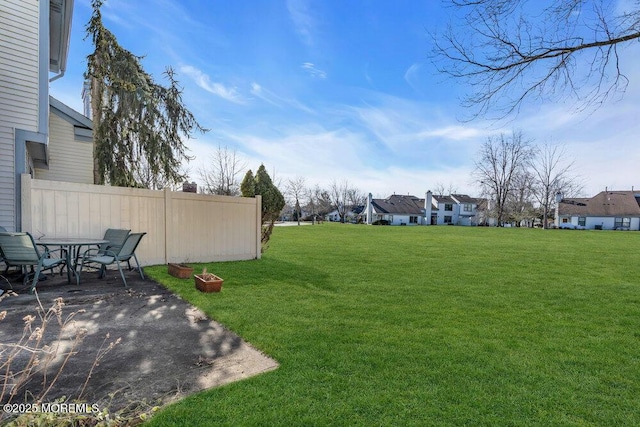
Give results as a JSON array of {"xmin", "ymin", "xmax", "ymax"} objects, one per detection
[
  {"xmin": 301, "ymin": 62, "xmax": 327, "ymax": 79},
  {"xmin": 250, "ymin": 82, "xmax": 317, "ymax": 114},
  {"xmin": 180, "ymin": 65, "xmax": 245, "ymax": 104},
  {"xmin": 287, "ymin": 0, "xmax": 316, "ymax": 47}
]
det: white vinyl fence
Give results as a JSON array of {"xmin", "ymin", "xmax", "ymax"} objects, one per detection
[{"xmin": 21, "ymin": 175, "xmax": 261, "ymax": 266}]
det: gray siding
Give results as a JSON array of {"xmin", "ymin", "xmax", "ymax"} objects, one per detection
[{"xmin": 0, "ymin": 0, "xmax": 40, "ymax": 230}]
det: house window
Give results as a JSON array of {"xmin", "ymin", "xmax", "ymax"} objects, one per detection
[
  {"xmin": 463, "ymin": 204, "xmax": 472, "ymax": 212},
  {"xmin": 445, "ymin": 204, "xmax": 453, "ymax": 211},
  {"xmin": 562, "ymin": 218, "xmax": 569, "ymax": 223},
  {"xmin": 444, "ymin": 216, "xmax": 452, "ymax": 224},
  {"xmin": 615, "ymin": 217, "xmax": 630, "ymax": 229},
  {"xmin": 578, "ymin": 217, "xmax": 586, "ymax": 226},
  {"xmin": 409, "ymin": 216, "xmax": 418, "ymax": 224}
]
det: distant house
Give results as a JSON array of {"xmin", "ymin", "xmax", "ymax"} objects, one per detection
[
  {"xmin": 326, "ymin": 206, "xmax": 363, "ymax": 223},
  {"xmin": 557, "ymin": 190, "xmax": 640, "ymax": 230},
  {"xmin": 1, "ymin": 0, "xmax": 83, "ymax": 231},
  {"xmin": 425, "ymin": 192, "xmax": 483, "ymax": 226},
  {"xmin": 362, "ymin": 192, "xmax": 484, "ymax": 226},
  {"xmin": 364, "ymin": 194, "xmax": 426, "ymax": 225}
]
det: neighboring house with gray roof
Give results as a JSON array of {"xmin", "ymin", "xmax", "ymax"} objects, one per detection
[
  {"xmin": 426, "ymin": 191, "xmax": 483, "ymax": 225},
  {"xmin": 0, "ymin": 0, "xmax": 90, "ymax": 232},
  {"xmin": 362, "ymin": 192, "xmax": 484, "ymax": 226},
  {"xmin": 451, "ymin": 194, "xmax": 483, "ymax": 226},
  {"xmin": 365, "ymin": 194, "xmax": 426, "ymax": 225},
  {"xmin": 557, "ymin": 190, "xmax": 640, "ymax": 230}
]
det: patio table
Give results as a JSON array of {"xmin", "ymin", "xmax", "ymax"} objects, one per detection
[{"xmin": 37, "ymin": 238, "xmax": 108, "ymax": 285}]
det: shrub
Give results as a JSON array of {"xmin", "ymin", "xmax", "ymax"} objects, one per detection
[{"xmin": 372, "ymin": 219, "xmax": 390, "ymax": 225}]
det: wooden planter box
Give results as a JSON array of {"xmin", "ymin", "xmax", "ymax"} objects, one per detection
[
  {"xmin": 168, "ymin": 263, "xmax": 193, "ymax": 279},
  {"xmin": 195, "ymin": 274, "xmax": 223, "ymax": 292}
]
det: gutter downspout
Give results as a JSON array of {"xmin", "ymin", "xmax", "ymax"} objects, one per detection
[{"xmin": 49, "ymin": 70, "xmax": 65, "ymax": 82}]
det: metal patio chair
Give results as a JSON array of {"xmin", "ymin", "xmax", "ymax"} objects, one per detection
[
  {"xmin": 98, "ymin": 228, "xmax": 131, "ymax": 253},
  {"xmin": 70, "ymin": 228, "xmax": 131, "ymax": 269},
  {"xmin": 78, "ymin": 232, "xmax": 146, "ymax": 287},
  {"xmin": 0, "ymin": 232, "xmax": 67, "ymax": 293}
]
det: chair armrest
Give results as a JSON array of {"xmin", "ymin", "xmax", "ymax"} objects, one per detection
[
  {"xmin": 82, "ymin": 248, "xmax": 118, "ymax": 260},
  {"xmin": 81, "ymin": 247, "xmax": 103, "ymax": 259}
]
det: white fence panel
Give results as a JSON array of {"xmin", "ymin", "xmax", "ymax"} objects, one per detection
[{"xmin": 21, "ymin": 175, "xmax": 261, "ymax": 266}]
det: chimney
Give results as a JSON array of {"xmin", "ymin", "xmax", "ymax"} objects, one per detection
[
  {"xmin": 82, "ymin": 80, "xmax": 92, "ymax": 119},
  {"xmin": 182, "ymin": 181, "xmax": 197, "ymax": 193},
  {"xmin": 554, "ymin": 192, "xmax": 563, "ymax": 227},
  {"xmin": 366, "ymin": 193, "xmax": 373, "ymax": 225},
  {"xmin": 425, "ymin": 191, "xmax": 432, "ymax": 225},
  {"xmin": 555, "ymin": 192, "xmax": 563, "ymax": 203}
]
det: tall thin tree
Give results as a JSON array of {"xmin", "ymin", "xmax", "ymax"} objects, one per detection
[
  {"xmin": 286, "ymin": 177, "xmax": 306, "ymax": 225},
  {"xmin": 86, "ymin": 0, "xmax": 205, "ymax": 187}
]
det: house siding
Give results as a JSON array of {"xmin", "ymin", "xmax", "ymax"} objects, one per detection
[
  {"xmin": 35, "ymin": 112, "xmax": 93, "ymax": 184},
  {"xmin": 560, "ymin": 215, "xmax": 640, "ymax": 231},
  {"xmin": 0, "ymin": 0, "xmax": 40, "ymax": 230}
]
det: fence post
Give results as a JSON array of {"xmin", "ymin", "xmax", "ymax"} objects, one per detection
[
  {"xmin": 255, "ymin": 195, "xmax": 262, "ymax": 259},
  {"xmin": 164, "ymin": 188, "xmax": 172, "ymax": 264},
  {"xmin": 20, "ymin": 174, "xmax": 32, "ymax": 233}
]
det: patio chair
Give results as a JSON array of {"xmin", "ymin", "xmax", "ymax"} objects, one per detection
[
  {"xmin": 99, "ymin": 228, "xmax": 131, "ymax": 253},
  {"xmin": 0, "ymin": 232, "xmax": 67, "ymax": 293},
  {"xmin": 72, "ymin": 228, "xmax": 131, "ymax": 269},
  {"xmin": 78, "ymin": 232, "xmax": 146, "ymax": 287}
]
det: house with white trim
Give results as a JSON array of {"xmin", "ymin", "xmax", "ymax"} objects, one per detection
[
  {"xmin": 425, "ymin": 191, "xmax": 483, "ymax": 225},
  {"xmin": 1, "ymin": 0, "xmax": 92, "ymax": 232},
  {"xmin": 556, "ymin": 190, "xmax": 640, "ymax": 230},
  {"xmin": 364, "ymin": 194, "xmax": 426, "ymax": 225},
  {"xmin": 362, "ymin": 191, "xmax": 484, "ymax": 226}
]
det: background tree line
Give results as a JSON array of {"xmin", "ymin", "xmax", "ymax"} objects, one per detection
[
  {"xmin": 474, "ymin": 131, "xmax": 582, "ymax": 228},
  {"xmin": 196, "ymin": 146, "xmax": 367, "ymax": 225}
]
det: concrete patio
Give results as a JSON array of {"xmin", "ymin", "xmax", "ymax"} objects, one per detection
[{"xmin": 0, "ymin": 267, "xmax": 278, "ymax": 418}]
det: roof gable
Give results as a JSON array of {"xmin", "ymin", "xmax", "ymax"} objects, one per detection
[{"xmin": 50, "ymin": 96, "xmax": 93, "ymax": 142}]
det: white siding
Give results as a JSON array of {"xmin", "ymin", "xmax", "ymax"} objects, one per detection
[
  {"xmin": 0, "ymin": 0, "xmax": 40, "ymax": 230},
  {"xmin": 35, "ymin": 112, "xmax": 93, "ymax": 183}
]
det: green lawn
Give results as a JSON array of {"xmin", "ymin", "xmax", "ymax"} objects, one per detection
[{"xmin": 145, "ymin": 224, "xmax": 640, "ymax": 426}]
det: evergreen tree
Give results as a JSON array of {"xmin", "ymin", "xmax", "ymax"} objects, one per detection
[
  {"xmin": 85, "ymin": 0, "xmax": 205, "ymax": 188},
  {"xmin": 240, "ymin": 170, "xmax": 256, "ymax": 198},
  {"xmin": 241, "ymin": 165, "xmax": 284, "ymax": 251},
  {"xmin": 255, "ymin": 165, "xmax": 285, "ymax": 223}
]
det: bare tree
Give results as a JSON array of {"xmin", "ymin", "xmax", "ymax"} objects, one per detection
[
  {"xmin": 305, "ymin": 185, "xmax": 332, "ymax": 224},
  {"xmin": 328, "ymin": 180, "xmax": 362, "ymax": 223},
  {"xmin": 505, "ymin": 169, "xmax": 537, "ymax": 227},
  {"xmin": 529, "ymin": 143, "xmax": 582, "ymax": 228},
  {"xmin": 199, "ymin": 145, "xmax": 246, "ymax": 196},
  {"xmin": 433, "ymin": 0, "xmax": 640, "ymax": 118},
  {"xmin": 434, "ymin": 182, "xmax": 459, "ymax": 196},
  {"xmin": 347, "ymin": 188, "xmax": 367, "ymax": 209},
  {"xmin": 286, "ymin": 176, "xmax": 306, "ymax": 225},
  {"xmin": 474, "ymin": 130, "xmax": 533, "ymax": 226}
]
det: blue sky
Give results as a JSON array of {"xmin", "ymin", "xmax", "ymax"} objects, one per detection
[{"xmin": 51, "ymin": 0, "xmax": 640, "ymax": 198}]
